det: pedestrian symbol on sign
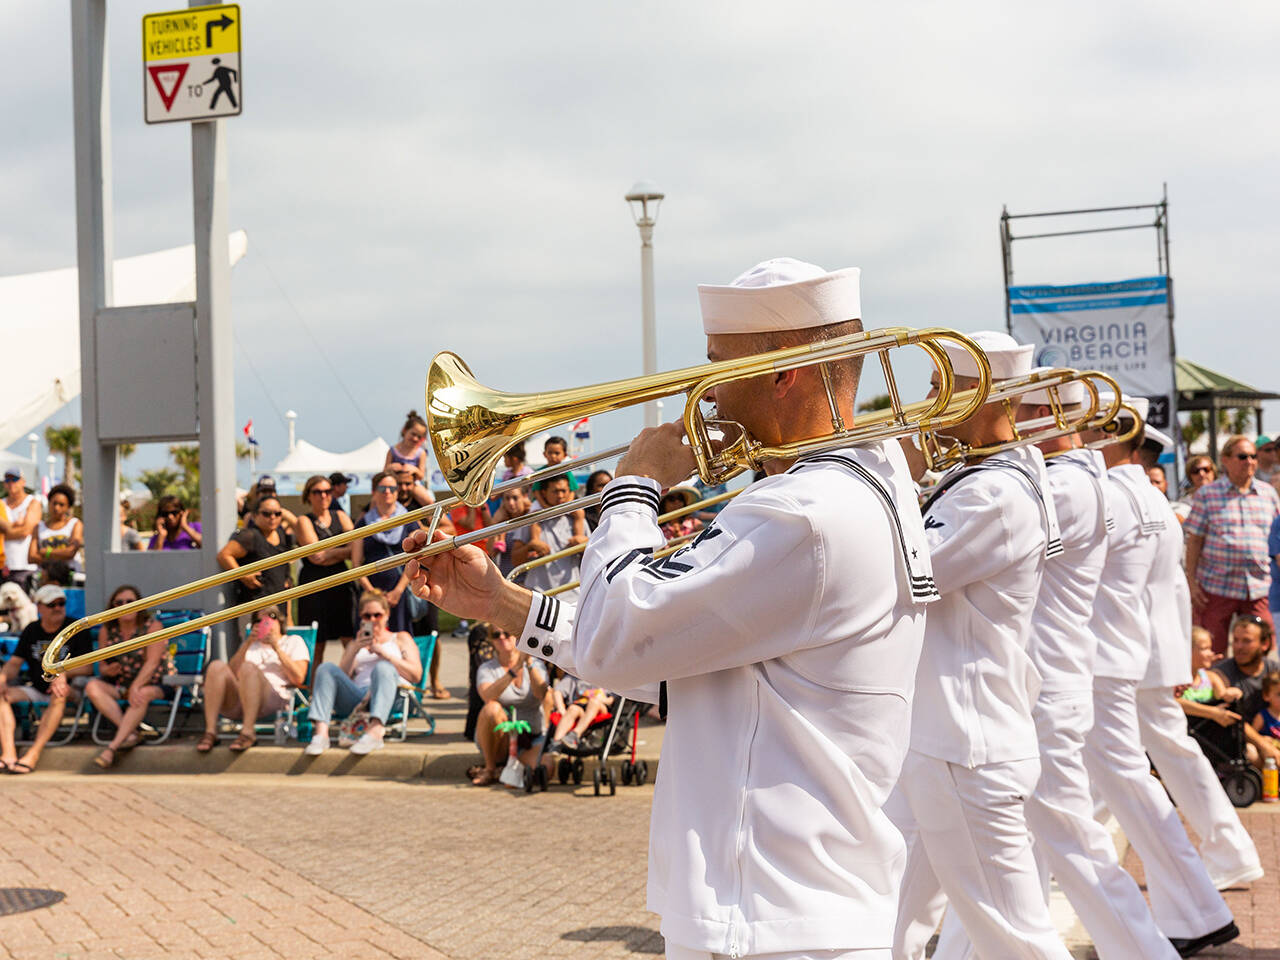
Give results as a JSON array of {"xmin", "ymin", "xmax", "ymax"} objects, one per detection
[{"xmin": 201, "ymin": 57, "xmax": 238, "ymax": 110}]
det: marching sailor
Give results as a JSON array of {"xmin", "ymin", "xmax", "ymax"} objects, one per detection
[
  {"xmin": 889, "ymin": 332, "xmax": 1072, "ymax": 960},
  {"xmin": 406, "ymin": 258, "xmax": 938, "ymax": 960},
  {"xmin": 1082, "ymin": 398, "xmax": 1238, "ymax": 956},
  {"xmin": 1132, "ymin": 424, "xmax": 1264, "ymax": 892},
  {"xmin": 933, "ymin": 374, "xmax": 1179, "ymax": 960}
]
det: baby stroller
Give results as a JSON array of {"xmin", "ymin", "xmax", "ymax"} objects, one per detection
[
  {"xmin": 1187, "ymin": 713, "xmax": 1263, "ymax": 807},
  {"xmin": 526, "ymin": 696, "xmax": 649, "ymax": 795}
]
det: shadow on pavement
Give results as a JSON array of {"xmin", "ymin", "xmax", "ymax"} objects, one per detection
[{"xmin": 562, "ymin": 924, "xmax": 663, "ymax": 953}]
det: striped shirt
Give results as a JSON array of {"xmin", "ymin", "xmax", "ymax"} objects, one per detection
[{"xmin": 1185, "ymin": 477, "xmax": 1280, "ymax": 599}]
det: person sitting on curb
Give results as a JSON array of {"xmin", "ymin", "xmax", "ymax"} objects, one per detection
[
  {"xmin": 469, "ymin": 625, "xmax": 547, "ymax": 786},
  {"xmin": 197, "ymin": 604, "xmax": 309, "ymax": 753}
]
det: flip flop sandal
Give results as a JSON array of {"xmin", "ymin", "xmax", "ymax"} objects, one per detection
[
  {"xmin": 430, "ymin": 687, "xmax": 453, "ymax": 700},
  {"xmin": 471, "ymin": 768, "xmax": 499, "ymax": 786},
  {"xmin": 228, "ymin": 732, "xmax": 257, "ymax": 752},
  {"xmin": 93, "ymin": 749, "xmax": 115, "ymax": 770},
  {"xmin": 196, "ymin": 732, "xmax": 218, "ymax": 753},
  {"xmin": 9, "ymin": 761, "xmax": 34, "ymax": 775}
]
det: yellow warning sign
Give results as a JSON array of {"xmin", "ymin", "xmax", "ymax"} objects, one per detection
[
  {"xmin": 142, "ymin": 4, "xmax": 242, "ymax": 124},
  {"xmin": 143, "ymin": 4, "xmax": 240, "ymax": 61}
]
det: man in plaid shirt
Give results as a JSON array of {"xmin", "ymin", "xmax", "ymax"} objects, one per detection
[{"xmin": 1185, "ymin": 435, "xmax": 1280, "ymax": 656}]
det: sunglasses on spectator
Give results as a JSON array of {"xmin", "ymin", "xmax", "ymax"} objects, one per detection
[
  {"xmin": 251, "ymin": 610, "xmax": 281, "ymax": 625},
  {"xmin": 111, "ymin": 597, "xmax": 139, "ymax": 607},
  {"xmin": 360, "ymin": 611, "xmax": 386, "ymax": 620},
  {"xmin": 309, "ymin": 487, "xmax": 332, "ymax": 496},
  {"xmin": 1234, "ymin": 452, "xmax": 1258, "ymax": 461},
  {"xmin": 258, "ymin": 509, "xmax": 283, "ymax": 517},
  {"xmin": 1190, "ymin": 466, "xmax": 1213, "ymax": 474},
  {"xmin": 42, "ymin": 599, "xmax": 66, "ymax": 608},
  {"xmin": 376, "ymin": 484, "xmax": 398, "ymax": 493},
  {"xmin": 158, "ymin": 509, "xmax": 181, "ymax": 517}
]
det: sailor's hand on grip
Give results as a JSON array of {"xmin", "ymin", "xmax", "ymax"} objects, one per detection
[
  {"xmin": 617, "ymin": 422, "xmax": 698, "ymax": 489},
  {"xmin": 403, "ymin": 527, "xmax": 509, "ymax": 622}
]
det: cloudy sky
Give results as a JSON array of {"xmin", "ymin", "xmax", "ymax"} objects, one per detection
[{"xmin": 3, "ymin": 1, "xmax": 1279, "ymax": 487}]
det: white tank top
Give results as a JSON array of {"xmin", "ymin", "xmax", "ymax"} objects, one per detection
[
  {"xmin": 3, "ymin": 495, "xmax": 35, "ymax": 571},
  {"xmin": 351, "ymin": 636, "xmax": 402, "ymax": 688},
  {"xmin": 36, "ymin": 514, "xmax": 81, "ymax": 572}
]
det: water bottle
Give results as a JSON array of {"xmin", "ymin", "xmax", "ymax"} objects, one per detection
[{"xmin": 1264, "ymin": 757, "xmax": 1279, "ymax": 803}]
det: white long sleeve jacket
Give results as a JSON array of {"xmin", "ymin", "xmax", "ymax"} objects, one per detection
[
  {"xmin": 911, "ymin": 444, "xmax": 1061, "ymax": 767},
  {"xmin": 1091, "ymin": 462, "xmax": 1160, "ymax": 681},
  {"xmin": 1139, "ymin": 484, "xmax": 1192, "ymax": 690},
  {"xmin": 515, "ymin": 442, "xmax": 934, "ymax": 957},
  {"xmin": 1032, "ymin": 449, "xmax": 1110, "ymax": 694}
]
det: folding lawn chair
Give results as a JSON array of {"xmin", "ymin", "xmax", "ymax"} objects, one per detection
[{"xmin": 385, "ymin": 632, "xmax": 438, "ymax": 740}]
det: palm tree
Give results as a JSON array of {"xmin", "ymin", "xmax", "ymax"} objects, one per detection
[
  {"xmin": 856, "ymin": 393, "xmax": 892, "ymax": 413},
  {"xmin": 45, "ymin": 424, "xmax": 81, "ymax": 485},
  {"xmin": 138, "ymin": 467, "xmax": 181, "ymax": 502},
  {"xmin": 170, "ymin": 444, "xmax": 201, "ymax": 506}
]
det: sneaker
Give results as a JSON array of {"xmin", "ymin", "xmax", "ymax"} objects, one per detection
[
  {"xmin": 303, "ymin": 736, "xmax": 329, "ymax": 757},
  {"xmin": 349, "ymin": 733, "xmax": 385, "ymax": 755},
  {"xmin": 562, "ymin": 730, "xmax": 580, "ymax": 750}
]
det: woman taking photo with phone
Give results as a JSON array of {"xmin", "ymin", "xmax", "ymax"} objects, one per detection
[{"xmin": 303, "ymin": 591, "xmax": 422, "ymax": 757}]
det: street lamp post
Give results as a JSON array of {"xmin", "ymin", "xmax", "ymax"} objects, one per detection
[
  {"xmin": 626, "ymin": 181, "xmax": 664, "ymax": 429},
  {"xmin": 46, "ymin": 454, "xmax": 57, "ymax": 488},
  {"xmin": 27, "ymin": 433, "xmax": 39, "ymax": 468}
]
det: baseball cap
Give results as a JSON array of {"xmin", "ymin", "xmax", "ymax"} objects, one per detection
[
  {"xmin": 328, "ymin": 472, "xmax": 355, "ymax": 485},
  {"xmin": 257, "ymin": 474, "xmax": 276, "ymax": 489},
  {"xmin": 34, "ymin": 584, "xmax": 66, "ymax": 605},
  {"xmin": 1257, "ymin": 434, "xmax": 1273, "ymax": 448},
  {"xmin": 3, "ymin": 470, "xmax": 21, "ymax": 482}
]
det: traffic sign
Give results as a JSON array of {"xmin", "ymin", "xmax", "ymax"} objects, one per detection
[{"xmin": 142, "ymin": 4, "xmax": 241, "ymax": 124}]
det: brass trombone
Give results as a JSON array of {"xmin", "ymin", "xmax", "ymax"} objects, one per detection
[{"xmin": 43, "ymin": 324, "xmax": 990, "ymax": 680}]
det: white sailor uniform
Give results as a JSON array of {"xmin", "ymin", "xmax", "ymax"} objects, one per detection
[
  {"xmin": 889, "ymin": 444, "xmax": 1073, "ymax": 960},
  {"xmin": 1133, "ymin": 478, "xmax": 1264, "ymax": 889},
  {"xmin": 515, "ymin": 443, "xmax": 935, "ymax": 960},
  {"xmin": 935, "ymin": 448, "xmax": 1178, "ymax": 960},
  {"xmin": 1082, "ymin": 462, "xmax": 1233, "ymax": 940}
]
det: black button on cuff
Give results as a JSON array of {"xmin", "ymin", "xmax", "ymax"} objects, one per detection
[
  {"xmin": 542, "ymin": 644, "xmax": 554, "ymax": 656},
  {"xmin": 527, "ymin": 638, "xmax": 538, "ymax": 649}
]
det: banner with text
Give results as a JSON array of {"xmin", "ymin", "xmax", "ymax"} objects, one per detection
[{"xmin": 1008, "ymin": 275, "xmax": 1175, "ymax": 429}]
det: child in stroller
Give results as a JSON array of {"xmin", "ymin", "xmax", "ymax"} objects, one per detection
[{"xmin": 550, "ymin": 672, "xmax": 614, "ymax": 751}]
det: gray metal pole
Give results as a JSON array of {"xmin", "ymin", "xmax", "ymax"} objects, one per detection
[
  {"xmin": 191, "ymin": 118, "xmax": 237, "ymax": 659},
  {"xmin": 70, "ymin": 0, "xmax": 118, "ymax": 617},
  {"xmin": 639, "ymin": 220, "xmax": 658, "ymax": 428}
]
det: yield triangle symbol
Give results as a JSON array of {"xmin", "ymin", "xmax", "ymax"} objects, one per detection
[{"xmin": 147, "ymin": 63, "xmax": 189, "ymax": 112}]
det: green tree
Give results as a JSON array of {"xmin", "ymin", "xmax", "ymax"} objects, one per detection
[
  {"xmin": 856, "ymin": 393, "xmax": 892, "ymax": 413},
  {"xmin": 1181, "ymin": 408, "xmax": 1254, "ymax": 450},
  {"xmin": 45, "ymin": 424, "xmax": 81, "ymax": 485},
  {"xmin": 138, "ymin": 467, "xmax": 181, "ymax": 502},
  {"xmin": 170, "ymin": 444, "xmax": 201, "ymax": 506}
]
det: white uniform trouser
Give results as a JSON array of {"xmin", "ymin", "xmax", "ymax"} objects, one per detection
[
  {"xmin": 665, "ymin": 948, "xmax": 888, "ymax": 960},
  {"xmin": 887, "ymin": 750, "xmax": 1072, "ymax": 960},
  {"xmin": 1135, "ymin": 686, "xmax": 1263, "ymax": 887},
  {"xmin": 927, "ymin": 690, "xmax": 1178, "ymax": 960},
  {"xmin": 1083, "ymin": 676, "xmax": 1233, "ymax": 940}
]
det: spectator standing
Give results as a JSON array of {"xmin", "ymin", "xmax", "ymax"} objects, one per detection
[
  {"xmin": 659, "ymin": 487, "xmax": 702, "ymax": 540},
  {"xmin": 32, "ymin": 484, "xmax": 83, "ymax": 579},
  {"xmin": 384, "ymin": 411, "xmax": 429, "ymax": 480},
  {"xmin": 239, "ymin": 476, "xmax": 297, "ymax": 530},
  {"xmin": 196, "ymin": 604, "xmax": 309, "ymax": 753},
  {"xmin": 390, "ymin": 461, "xmax": 435, "ymax": 509},
  {"xmin": 487, "ymin": 442, "xmax": 533, "ymax": 514},
  {"xmin": 351, "ymin": 472, "xmax": 418, "ymax": 633},
  {"xmin": 120, "ymin": 498, "xmax": 145, "ymax": 551},
  {"xmin": 1255, "ymin": 435, "xmax": 1280, "ymax": 485},
  {"xmin": 507, "ymin": 476, "xmax": 582, "ymax": 601},
  {"xmin": 1185, "ymin": 436, "xmax": 1280, "ymax": 655},
  {"xmin": 303, "ymin": 590, "xmax": 422, "ymax": 756},
  {"xmin": 216, "ymin": 495, "xmax": 295, "ymax": 628},
  {"xmin": 0, "ymin": 585, "xmax": 90, "ymax": 773},
  {"xmin": 327, "ymin": 472, "xmax": 355, "ymax": 517},
  {"xmin": 2, "ymin": 470, "xmax": 41, "ymax": 592},
  {"xmin": 1210, "ymin": 615, "xmax": 1280, "ymax": 770},
  {"xmin": 1148, "ymin": 466, "xmax": 1168, "ymax": 495},
  {"xmin": 294, "ymin": 475, "xmax": 356, "ymax": 668},
  {"xmin": 583, "ymin": 470, "xmax": 612, "ymax": 531},
  {"xmin": 83, "ymin": 585, "xmax": 173, "ymax": 768},
  {"xmin": 491, "ymin": 485, "xmax": 532, "ymax": 579},
  {"xmin": 148, "ymin": 494, "xmax": 202, "ymax": 550},
  {"xmin": 1175, "ymin": 455, "xmax": 1219, "ymax": 523},
  {"xmin": 537, "ymin": 436, "xmax": 578, "ymax": 490}
]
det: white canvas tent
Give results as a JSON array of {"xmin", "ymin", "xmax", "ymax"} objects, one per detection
[
  {"xmin": 0, "ymin": 231, "xmax": 248, "ymax": 450},
  {"xmin": 271, "ymin": 437, "xmax": 391, "ymax": 478},
  {"xmin": 0, "ymin": 450, "xmax": 36, "ymax": 477}
]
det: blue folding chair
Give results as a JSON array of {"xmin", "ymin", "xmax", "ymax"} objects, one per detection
[{"xmin": 386, "ymin": 632, "xmax": 438, "ymax": 740}]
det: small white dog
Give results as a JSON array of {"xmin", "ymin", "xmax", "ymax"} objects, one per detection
[{"xmin": 0, "ymin": 581, "xmax": 37, "ymax": 633}]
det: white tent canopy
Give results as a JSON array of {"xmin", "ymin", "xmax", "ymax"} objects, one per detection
[
  {"xmin": 270, "ymin": 437, "xmax": 391, "ymax": 478},
  {"xmin": 0, "ymin": 450, "xmax": 36, "ymax": 476},
  {"xmin": 0, "ymin": 231, "xmax": 248, "ymax": 450}
]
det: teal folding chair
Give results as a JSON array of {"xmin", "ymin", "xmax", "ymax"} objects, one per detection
[
  {"xmin": 386, "ymin": 632, "xmax": 438, "ymax": 740},
  {"xmin": 252, "ymin": 621, "xmax": 318, "ymax": 744}
]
